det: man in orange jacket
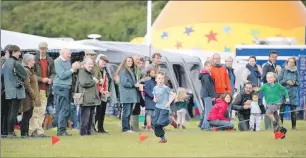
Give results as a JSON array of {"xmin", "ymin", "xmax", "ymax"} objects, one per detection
[{"xmin": 210, "ymin": 53, "xmax": 232, "ymax": 97}]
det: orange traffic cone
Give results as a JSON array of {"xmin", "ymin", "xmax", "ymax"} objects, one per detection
[
  {"xmin": 139, "ymin": 133, "xmax": 148, "ymax": 143},
  {"xmin": 274, "ymin": 132, "xmax": 285, "ymax": 140}
]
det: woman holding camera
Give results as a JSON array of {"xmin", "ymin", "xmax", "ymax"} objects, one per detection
[{"xmin": 2, "ymin": 45, "xmax": 27, "ymax": 137}]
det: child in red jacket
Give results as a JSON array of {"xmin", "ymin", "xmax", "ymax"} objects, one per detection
[{"xmin": 208, "ymin": 92, "xmax": 234, "ymax": 130}]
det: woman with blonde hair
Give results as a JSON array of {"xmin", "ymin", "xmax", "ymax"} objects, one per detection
[{"xmin": 116, "ymin": 57, "xmax": 140, "ymax": 132}]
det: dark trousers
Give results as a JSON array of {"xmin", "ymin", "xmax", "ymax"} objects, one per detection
[
  {"xmin": 7, "ymin": 99, "xmax": 21, "ymax": 134},
  {"xmin": 237, "ymin": 114, "xmax": 250, "ymax": 131},
  {"xmin": 80, "ymin": 106, "xmax": 95, "ymax": 135},
  {"xmin": 153, "ymin": 108, "xmax": 170, "ymax": 138},
  {"xmin": 122, "ymin": 103, "xmax": 133, "ymax": 132},
  {"xmin": 54, "ymin": 86, "xmax": 71, "ymax": 135},
  {"xmin": 280, "ymin": 104, "xmax": 296, "ymax": 128},
  {"xmin": 95, "ymin": 102, "xmax": 107, "ymax": 132},
  {"xmin": 20, "ymin": 107, "xmax": 33, "ymax": 136},
  {"xmin": 1, "ymin": 94, "xmax": 9, "ymax": 135}
]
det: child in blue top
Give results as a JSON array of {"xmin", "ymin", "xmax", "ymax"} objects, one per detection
[{"xmin": 152, "ymin": 72, "xmax": 176, "ymax": 143}]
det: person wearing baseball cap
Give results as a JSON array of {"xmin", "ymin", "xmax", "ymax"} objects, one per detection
[
  {"xmin": 95, "ymin": 54, "xmax": 116, "ymax": 134},
  {"xmin": 29, "ymin": 42, "xmax": 55, "ymax": 137}
]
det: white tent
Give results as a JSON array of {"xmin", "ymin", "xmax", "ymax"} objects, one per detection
[{"xmin": 1, "ymin": 30, "xmax": 106, "ymax": 51}]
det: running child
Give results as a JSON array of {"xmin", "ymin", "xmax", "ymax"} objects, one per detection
[
  {"xmin": 152, "ymin": 72, "xmax": 176, "ymax": 143},
  {"xmin": 255, "ymin": 72, "xmax": 289, "ymax": 138}
]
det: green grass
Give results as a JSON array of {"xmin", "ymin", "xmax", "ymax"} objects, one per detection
[{"xmin": 2, "ymin": 117, "xmax": 306, "ymax": 157}]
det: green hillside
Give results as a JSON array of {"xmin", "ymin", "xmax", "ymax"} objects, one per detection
[
  {"xmin": 1, "ymin": 1, "xmax": 167, "ymax": 41},
  {"xmin": 1, "ymin": 1, "xmax": 306, "ymax": 42}
]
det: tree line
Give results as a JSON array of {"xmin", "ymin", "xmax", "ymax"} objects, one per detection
[{"xmin": 2, "ymin": 1, "xmax": 305, "ymax": 42}]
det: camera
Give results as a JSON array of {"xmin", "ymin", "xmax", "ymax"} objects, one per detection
[{"xmin": 16, "ymin": 81, "xmax": 23, "ymax": 89}]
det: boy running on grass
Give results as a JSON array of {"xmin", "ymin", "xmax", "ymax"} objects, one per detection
[
  {"xmin": 254, "ymin": 72, "xmax": 289, "ymax": 137},
  {"xmin": 152, "ymin": 72, "xmax": 176, "ymax": 143}
]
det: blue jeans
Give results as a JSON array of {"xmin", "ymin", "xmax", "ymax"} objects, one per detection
[
  {"xmin": 122, "ymin": 103, "xmax": 133, "ymax": 132},
  {"xmin": 53, "ymin": 86, "xmax": 71, "ymax": 134},
  {"xmin": 152, "ymin": 108, "xmax": 170, "ymax": 138},
  {"xmin": 201, "ymin": 97, "xmax": 213, "ymax": 129},
  {"xmin": 209, "ymin": 120, "xmax": 234, "ymax": 130}
]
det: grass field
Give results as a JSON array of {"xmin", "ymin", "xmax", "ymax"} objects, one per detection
[{"xmin": 1, "ymin": 116, "xmax": 306, "ymax": 157}]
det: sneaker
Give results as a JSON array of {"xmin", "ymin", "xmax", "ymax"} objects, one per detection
[
  {"xmin": 227, "ymin": 128, "xmax": 236, "ymax": 132},
  {"xmin": 57, "ymin": 132, "xmax": 72, "ymax": 136},
  {"xmin": 177, "ymin": 124, "xmax": 180, "ymax": 129},
  {"xmin": 182, "ymin": 125, "xmax": 186, "ymax": 129},
  {"xmin": 124, "ymin": 130, "xmax": 134, "ymax": 133},
  {"xmin": 159, "ymin": 139, "xmax": 167, "ymax": 143},
  {"xmin": 35, "ymin": 134, "xmax": 50, "ymax": 138},
  {"xmin": 169, "ymin": 116, "xmax": 177, "ymax": 128},
  {"xmin": 97, "ymin": 130, "xmax": 109, "ymax": 134},
  {"xmin": 7, "ymin": 132, "xmax": 17, "ymax": 139},
  {"xmin": 279, "ymin": 126, "xmax": 287, "ymax": 139}
]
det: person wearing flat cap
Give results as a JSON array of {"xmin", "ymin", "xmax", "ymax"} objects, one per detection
[
  {"xmin": 83, "ymin": 50, "xmax": 102, "ymax": 133},
  {"xmin": 95, "ymin": 54, "xmax": 117, "ymax": 133},
  {"xmin": 29, "ymin": 42, "xmax": 55, "ymax": 137}
]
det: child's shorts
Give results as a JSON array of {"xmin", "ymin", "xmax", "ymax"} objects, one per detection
[
  {"xmin": 266, "ymin": 104, "xmax": 281, "ymax": 114},
  {"xmin": 145, "ymin": 109, "xmax": 154, "ymax": 116},
  {"xmin": 153, "ymin": 108, "xmax": 170, "ymax": 126}
]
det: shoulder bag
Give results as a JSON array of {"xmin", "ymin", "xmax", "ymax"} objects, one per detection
[{"xmin": 73, "ymin": 74, "xmax": 84, "ymax": 105}]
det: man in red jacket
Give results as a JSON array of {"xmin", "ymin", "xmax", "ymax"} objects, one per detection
[{"xmin": 210, "ymin": 53, "xmax": 232, "ymax": 97}]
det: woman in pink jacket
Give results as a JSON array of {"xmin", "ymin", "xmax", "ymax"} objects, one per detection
[{"xmin": 208, "ymin": 92, "xmax": 234, "ymax": 130}]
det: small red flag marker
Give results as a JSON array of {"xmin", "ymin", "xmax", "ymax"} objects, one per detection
[
  {"xmin": 139, "ymin": 133, "xmax": 148, "ymax": 143},
  {"xmin": 52, "ymin": 136, "xmax": 60, "ymax": 145}
]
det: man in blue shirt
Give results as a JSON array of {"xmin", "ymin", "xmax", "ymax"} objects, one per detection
[{"xmin": 53, "ymin": 48, "xmax": 81, "ymax": 136}]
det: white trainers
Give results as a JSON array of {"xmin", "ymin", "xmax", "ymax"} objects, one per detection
[{"xmin": 125, "ymin": 130, "xmax": 134, "ymax": 133}]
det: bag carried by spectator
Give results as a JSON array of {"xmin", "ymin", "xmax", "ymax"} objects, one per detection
[
  {"xmin": 73, "ymin": 75, "xmax": 84, "ymax": 105},
  {"xmin": 13, "ymin": 60, "xmax": 25, "ymax": 89}
]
